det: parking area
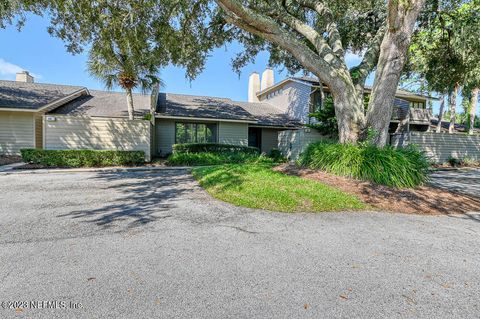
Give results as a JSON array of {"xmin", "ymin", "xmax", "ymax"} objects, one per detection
[
  {"xmin": 0, "ymin": 169, "xmax": 479, "ymax": 318},
  {"xmin": 429, "ymin": 169, "xmax": 480, "ymax": 198}
]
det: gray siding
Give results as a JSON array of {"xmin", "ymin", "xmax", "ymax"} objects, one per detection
[
  {"xmin": 155, "ymin": 118, "xmax": 175, "ymax": 156},
  {"xmin": 260, "ymin": 81, "xmax": 311, "ymax": 124},
  {"xmin": 45, "ymin": 115, "xmax": 151, "ymax": 161},
  {"xmin": 260, "ymin": 128, "xmax": 279, "ymax": 154},
  {"xmin": 0, "ymin": 111, "xmax": 35, "ymax": 155},
  {"xmin": 278, "ymin": 128, "xmax": 326, "ymax": 160},
  {"xmin": 392, "ymin": 132, "xmax": 480, "ymax": 163},
  {"xmin": 218, "ymin": 122, "xmax": 248, "ymax": 145}
]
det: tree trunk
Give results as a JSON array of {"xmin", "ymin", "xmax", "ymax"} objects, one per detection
[
  {"xmin": 327, "ymin": 78, "xmax": 366, "ymax": 144},
  {"xmin": 436, "ymin": 94, "xmax": 445, "ymax": 133},
  {"xmin": 448, "ymin": 83, "xmax": 458, "ymax": 133},
  {"xmin": 365, "ymin": 0, "xmax": 426, "ymax": 147},
  {"xmin": 469, "ymin": 87, "xmax": 479, "ymax": 135},
  {"xmin": 126, "ymin": 88, "xmax": 135, "ymax": 120}
]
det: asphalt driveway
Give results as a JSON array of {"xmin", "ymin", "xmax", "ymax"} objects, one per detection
[
  {"xmin": 429, "ymin": 168, "xmax": 480, "ymax": 198},
  {"xmin": 0, "ymin": 169, "xmax": 479, "ymax": 318}
]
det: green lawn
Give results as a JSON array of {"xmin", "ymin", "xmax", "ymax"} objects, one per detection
[{"xmin": 192, "ymin": 164, "xmax": 367, "ymax": 213}]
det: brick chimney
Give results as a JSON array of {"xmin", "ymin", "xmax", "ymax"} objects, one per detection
[
  {"xmin": 16, "ymin": 71, "xmax": 34, "ymax": 83},
  {"xmin": 248, "ymin": 72, "xmax": 260, "ymax": 102}
]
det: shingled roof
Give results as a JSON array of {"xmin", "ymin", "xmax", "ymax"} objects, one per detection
[
  {"xmin": 51, "ymin": 90, "xmax": 151, "ymax": 117},
  {"xmin": 156, "ymin": 93, "xmax": 299, "ymax": 127},
  {"xmin": 52, "ymin": 90, "xmax": 300, "ymax": 127},
  {"xmin": 0, "ymin": 80, "xmax": 85, "ymax": 110}
]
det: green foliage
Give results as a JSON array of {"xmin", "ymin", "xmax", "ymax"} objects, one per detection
[
  {"xmin": 192, "ymin": 164, "xmax": 366, "ymax": 212},
  {"xmin": 20, "ymin": 149, "xmax": 144, "ymax": 167},
  {"xmin": 447, "ymin": 156, "xmax": 479, "ymax": 167},
  {"xmin": 308, "ymin": 96, "xmax": 338, "ymax": 137},
  {"xmin": 225, "ymin": 0, "xmax": 386, "ymax": 75},
  {"xmin": 167, "ymin": 152, "xmax": 273, "ymax": 166},
  {"xmin": 172, "ymin": 143, "xmax": 259, "ymax": 155},
  {"xmin": 299, "ymin": 141, "xmax": 430, "ymax": 188},
  {"xmin": 404, "ymin": 1, "xmax": 480, "ymax": 94},
  {"xmin": 142, "ymin": 113, "xmax": 152, "ymax": 121},
  {"xmin": 268, "ymin": 148, "xmax": 285, "ymax": 161}
]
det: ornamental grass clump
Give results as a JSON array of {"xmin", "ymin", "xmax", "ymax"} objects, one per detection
[{"xmin": 299, "ymin": 141, "xmax": 430, "ymax": 188}]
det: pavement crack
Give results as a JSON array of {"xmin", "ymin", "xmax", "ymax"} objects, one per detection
[{"xmin": 219, "ymin": 224, "xmax": 259, "ymax": 234}]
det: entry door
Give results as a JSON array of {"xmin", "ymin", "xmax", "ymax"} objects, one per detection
[{"xmin": 248, "ymin": 127, "xmax": 262, "ymax": 150}]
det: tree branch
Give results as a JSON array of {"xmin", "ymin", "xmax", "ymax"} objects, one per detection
[
  {"xmin": 295, "ymin": 0, "xmax": 345, "ymax": 58},
  {"xmin": 352, "ymin": 23, "xmax": 386, "ymax": 87},
  {"xmin": 215, "ymin": 0, "xmax": 343, "ymax": 84},
  {"xmin": 266, "ymin": 3, "xmax": 343, "ymax": 68}
]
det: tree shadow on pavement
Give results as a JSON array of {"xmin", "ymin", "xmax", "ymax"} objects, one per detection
[{"xmin": 57, "ymin": 169, "xmax": 199, "ymax": 229}]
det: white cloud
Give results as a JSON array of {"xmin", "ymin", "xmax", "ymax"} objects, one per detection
[{"xmin": 0, "ymin": 58, "xmax": 41, "ymax": 79}]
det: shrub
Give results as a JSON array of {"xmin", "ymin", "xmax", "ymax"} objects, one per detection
[
  {"xmin": 268, "ymin": 148, "xmax": 286, "ymax": 162},
  {"xmin": 447, "ymin": 157, "xmax": 462, "ymax": 167},
  {"xmin": 299, "ymin": 141, "xmax": 430, "ymax": 188},
  {"xmin": 20, "ymin": 149, "xmax": 145, "ymax": 167},
  {"xmin": 167, "ymin": 152, "xmax": 274, "ymax": 166},
  {"xmin": 172, "ymin": 143, "xmax": 259, "ymax": 155}
]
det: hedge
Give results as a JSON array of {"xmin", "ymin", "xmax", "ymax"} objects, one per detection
[
  {"xmin": 172, "ymin": 143, "xmax": 259, "ymax": 155},
  {"xmin": 20, "ymin": 149, "xmax": 145, "ymax": 167},
  {"xmin": 167, "ymin": 152, "xmax": 274, "ymax": 166}
]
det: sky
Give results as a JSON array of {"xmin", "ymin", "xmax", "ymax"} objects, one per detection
[{"xmin": 0, "ymin": 13, "xmax": 457, "ymax": 116}]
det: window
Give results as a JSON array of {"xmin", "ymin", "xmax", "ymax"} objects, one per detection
[
  {"xmin": 309, "ymin": 90, "xmax": 322, "ymax": 113},
  {"xmin": 409, "ymin": 101, "xmax": 426, "ymax": 109},
  {"xmin": 175, "ymin": 123, "xmax": 217, "ymax": 144}
]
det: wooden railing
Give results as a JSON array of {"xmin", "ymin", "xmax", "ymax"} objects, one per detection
[{"xmin": 391, "ymin": 105, "xmax": 431, "ymax": 123}]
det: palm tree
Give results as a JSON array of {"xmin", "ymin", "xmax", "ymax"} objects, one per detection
[
  {"xmin": 87, "ymin": 40, "xmax": 162, "ymax": 120},
  {"xmin": 86, "ymin": 2, "xmax": 163, "ymax": 120}
]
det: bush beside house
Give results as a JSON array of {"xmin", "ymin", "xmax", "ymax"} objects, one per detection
[
  {"xmin": 299, "ymin": 141, "xmax": 430, "ymax": 188},
  {"xmin": 168, "ymin": 143, "xmax": 282, "ymax": 166},
  {"xmin": 21, "ymin": 149, "xmax": 145, "ymax": 167}
]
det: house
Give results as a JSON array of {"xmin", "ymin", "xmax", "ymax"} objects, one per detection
[{"xmin": 1, "ymin": 69, "xmax": 434, "ymax": 161}]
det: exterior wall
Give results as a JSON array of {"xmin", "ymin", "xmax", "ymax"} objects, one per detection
[
  {"xmin": 0, "ymin": 111, "xmax": 35, "ymax": 155},
  {"xmin": 155, "ymin": 118, "xmax": 250, "ymax": 156},
  {"xmin": 278, "ymin": 128, "xmax": 326, "ymax": 160},
  {"xmin": 218, "ymin": 122, "xmax": 248, "ymax": 146},
  {"xmin": 155, "ymin": 118, "xmax": 175, "ymax": 156},
  {"xmin": 260, "ymin": 128, "xmax": 279, "ymax": 154},
  {"xmin": 34, "ymin": 114, "xmax": 43, "ymax": 148},
  {"xmin": 45, "ymin": 115, "xmax": 151, "ymax": 161},
  {"xmin": 391, "ymin": 132, "xmax": 480, "ymax": 163},
  {"xmin": 259, "ymin": 81, "xmax": 312, "ymax": 124}
]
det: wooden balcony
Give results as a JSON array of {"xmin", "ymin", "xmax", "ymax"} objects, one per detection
[{"xmin": 391, "ymin": 105, "xmax": 431, "ymax": 124}]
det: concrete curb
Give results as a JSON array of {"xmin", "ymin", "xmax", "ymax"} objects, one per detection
[
  {"xmin": 0, "ymin": 162, "xmax": 26, "ymax": 173},
  {"xmin": 0, "ymin": 165, "xmax": 194, "ymax": 175}
]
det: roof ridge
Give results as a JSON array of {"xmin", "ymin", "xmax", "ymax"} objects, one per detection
[
  {"xmin": 166, "ymin": 92, "xmax": 233, "ymax": 101},
  {"xmin": 0, "ymin": 79, "xmax": 85, "ymax": 89}
]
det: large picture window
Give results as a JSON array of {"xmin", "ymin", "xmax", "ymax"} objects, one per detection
[{"xmin": 175, "ymin": 122, "xmax": 217, "ymax": 144}]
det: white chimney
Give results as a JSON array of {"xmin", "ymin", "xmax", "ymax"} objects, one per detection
[
  {"xmin": 261, "ymin": 68, "xmax": 274, "ymax": 91},
  {"xmin": 16, "ymin": 71, "xmax": 34, "ymax": 83},
  {"xmin": 248, "ymin": 72, "xmax": 260, "ymax": 102}
]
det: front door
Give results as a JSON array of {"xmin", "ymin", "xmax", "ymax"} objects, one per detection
[{"xmin": 248, "ymin": 127, "xmax": 262, "ymax": 150}]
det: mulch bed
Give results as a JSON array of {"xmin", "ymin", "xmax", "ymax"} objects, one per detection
[
  {"xmin": 274, "ymin": 164, "xmax": 480, "ymax": 215},
  {"xmin": 0, "ymin": 155, "xmax": 22, "ymax": 166}
]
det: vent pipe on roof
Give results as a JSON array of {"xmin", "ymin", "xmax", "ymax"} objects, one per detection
[
  {"xmin": 261, "ymin": 68, "xmax": 274, "ymax": 91},
  {"xmin": 16, "ymin": 71, "xmax": 34, "ymax": 83},
  {"xmin": 248, "ymin": 72, "xmax": 260, "ymax": 102}
]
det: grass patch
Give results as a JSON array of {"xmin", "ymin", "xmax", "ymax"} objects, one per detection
[
  {"xmin": 192, "ymin": 164, "xmax": 367, "ymax": 212},
  {"xmin": 167, "ymin": 152, "xmax": 276, "ymax": 166},
  {"xmin": 299, "ymin": 141, "xmax": 430, "ymax": 188}
]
